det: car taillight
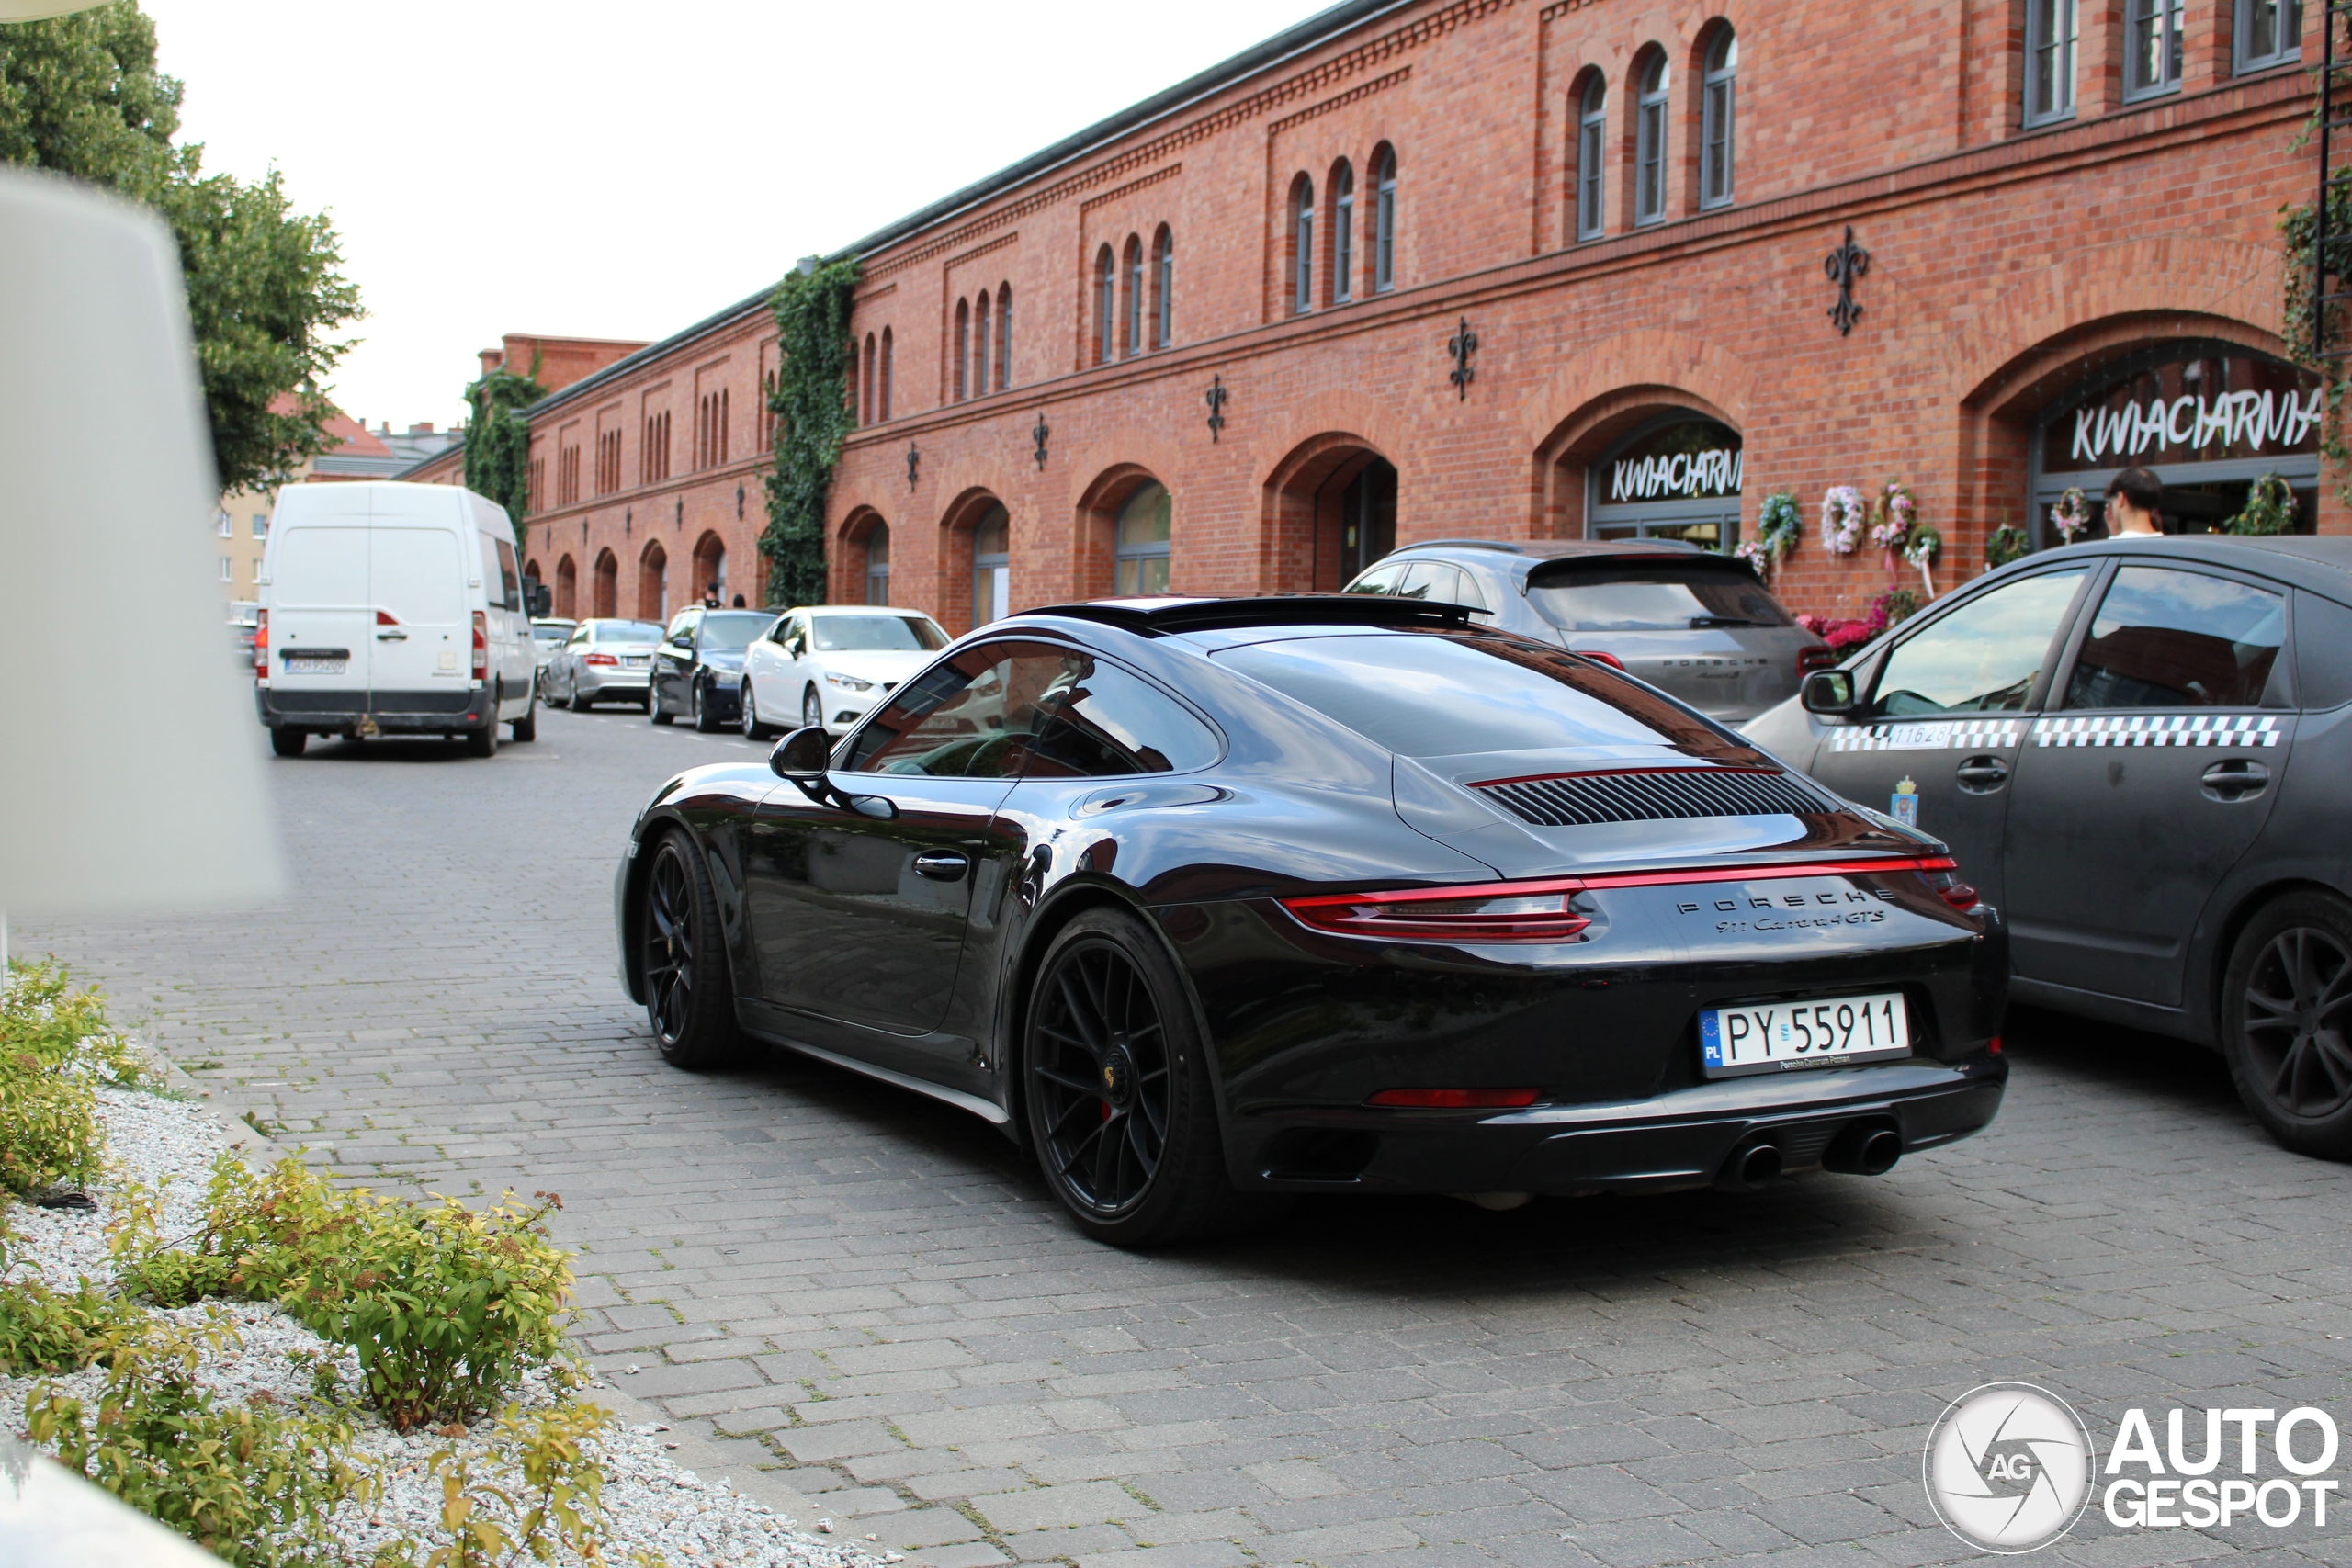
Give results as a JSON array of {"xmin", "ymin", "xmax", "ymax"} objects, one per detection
[
  {"xmin": 1367, "ymin": 1088, "xmax": 1542, "ymax": 1109},
  {"xmin": 1574, "ymin": 649, "xmax": 1625, "ymax": 671},
  {"xmin": 1798, "ymin": 645, "xmax": 1838, "ymax": 674},
  {"xmin": 1987, "ymin": 1035, "xmax": 2003, "ymax": 1055},
  {"xmin": 584, "ymin": 652, "xmax": 618, "ymax": 667},
  {"xmin": 471, "ymin": 611, "xmax": 488, "ymax": 678},
  {"xmin": 1924, "ymin": 867, "xmax": 1980, "ymax": 910},
  {"xmin": 254, "ymin": 609, "xmax": 268, "ymax": 678},
  {"xmin": 1282, "ymin": 878, "xmax": 1591, "ymax": 943}
]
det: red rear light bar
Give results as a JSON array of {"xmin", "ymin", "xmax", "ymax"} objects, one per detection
[
  {"xmin": 1280, "ymin": 857, "xmax": 1960, "ymax": 943},
  {"xmin": 253, "ymin": 608, "xmax": 268, "ymax": 679},
  {"xmin": 1367, "ymin": 1088, "xmax": 1541, "ymax": 1109},
  {"xmin": 1572, "ymin": 649, "xmax": 1625, "ymax": 671},
  {"xmin": 471, "ymin": 611, "xmax": 489, "ymax": 679}
]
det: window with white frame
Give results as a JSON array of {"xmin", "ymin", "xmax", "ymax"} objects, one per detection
[
  {"xmin": 218, "ymin": 556, "xmax": 232, "ymax": 581},
  {"xmin": 1332, "ymin": 161, "xmax": 1355, "ymax": 304},
  {"xmin": 254, "ymin": 512, "xmax": 269, "ymax": 537},
  {"xmin": 1577, "ymin": 77, "xmax": 1607, "ymax": 241},
  {"xmin": 2127, "ymin": 0, "xmax": 2182, "ymax": 96},
  {"xmin": 1114, "ymin": 483, "xmax": 1171, "ymax": 595},
  {"xmin": 1634, "ymin": 52, "xmax": 1669, "ymax": 226},
  {"xmin": 1701, "ymin": 29, "xmax": 1737, "ymax": 209},
  {"xmin": 2237, "ymin": 0, "xmax": 2302, "ymax": 72},
  {"xmin": 215, "ymin": 510, "xmax": 231, "ymax": 537},
  {"xmin": 2026, "ymin": 0, "xmax": 2078, "ymax": 124}
]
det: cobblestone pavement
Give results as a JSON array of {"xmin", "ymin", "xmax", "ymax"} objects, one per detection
[{"xmin": 22, "ymin": 705, "xmax": 2352, "ymax": 1567}]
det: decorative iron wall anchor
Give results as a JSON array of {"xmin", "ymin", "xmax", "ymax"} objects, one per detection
[
  {"xmin": 906, "ymin": 442, "xmax": 920, "ymax": 487},
  {"xmin": 1033, "ymin": 413, "xmax": 1051, "ymax": 470},
  {"xmin": 674, "ymin": 498, "xmax": 684, "ymax": 528},
  {"xmin": 624, "ymin": 509, "xmax": 631, "ymax": 537},
  {"xmin": 1447, "ymin": 318, "xmax": 1478, "ymax": 400},
  {"xmin": 1205, "ymin": 375, "xmax": 1229, "ymax": 442},
  {"xmin": 735, "ymin": 484, "xmax": 744, "ymax": 521},
  {"xmin": 1825, "ymin": 227, "xmax": 1870, "ymax": 336}
]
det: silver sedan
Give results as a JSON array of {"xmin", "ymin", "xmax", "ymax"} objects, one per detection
[{"xmin": 544, "ymin": 619, "xmax": 662, "ymax": 710}]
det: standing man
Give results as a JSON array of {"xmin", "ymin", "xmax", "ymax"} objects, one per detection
[{"xmin": 2104, "ymin": 467, "xmax": 2165, "ymax": 537}]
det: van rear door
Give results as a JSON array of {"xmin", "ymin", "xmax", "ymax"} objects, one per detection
[
  {"xmin": 368, "ymin": 525, "xmax": 469, "ymax": 701},
  {"xmin": 268, "ymin": 501, "xmax": 372, "ymax": 699}
]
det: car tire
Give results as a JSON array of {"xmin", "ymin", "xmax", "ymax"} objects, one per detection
[
  {"xmin": 467, "ymin": 717, "xmax": 497, "ymax": 758},
  {"xmin": 650, "ymin": 684, "xmax": 674, "ymax": 724},
  {"xmin": 742, "ymin": 682, "xmax": 773, "ymax": 740},
  {"xmin": 548, "ymin": 678, "xmax": 571, "ymax": 710},
  {"xmin": 512, "ymin": 696, "xmax": 537, "ymax": 742},
  {"xmin": 639, "ymin": 829, "xmax": 757, "ymax": 1070},
  {"xmin": 2221, "ymin": 890, "xmax": 2352, "ymax": 1160},
  {"xmin": 1023, "ymin": 908, "xmax": 1278, "ymax": 1247},
  {"xmin": 802, "ymin": 684, "xmax": 823, "ymax": 732},
  {"xmin": 694, "ymin": 680, "xmax": 724, "ymax": 733},
  {"xmin": 270, "ymin": 728, "xmax": 306, "ymax": 758}
]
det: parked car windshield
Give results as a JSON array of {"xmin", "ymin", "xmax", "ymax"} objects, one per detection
[
  {"xmin": 1527, "ymin": 559, "xmax": 1793, "ymax": 632},
  {"xmin": 812, "ymin": 614, "xmax": 949, "ymax": 653},
  {"xmin": 1216, "ymin": 628, "xmax": 1740, "ymax": 760},
  {"xmin": 531, "ymin": 623, "xmax": 575, "ymax": 645},
  {"xmin": 695, "ymin": 612, "xmax": 775, "ymax": 652},
  {"xmin": 591, "ymin": 621, "xmax": 662, "ymax": 644}
]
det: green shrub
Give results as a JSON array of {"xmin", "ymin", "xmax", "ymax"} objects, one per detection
[
  {"xmin": 22, "ymin": 1312, "xmax": 373, "ymax": 1568},
  {"xmin": 391, "ymin": 1400, "xmax": 640, "ymax": 1568},
  {"xmin": 0, "ymin": 956, "xmax": 150, "ymax": 1197},
  {"xmin": 2, "ymin": 956, "xmax": 152, "ymax": 1087},
  {"xmin": 0, "ymin": 1271, "xmax": 143, "ymax": 1373},
  {"xmin": 111, "ymin": 1156, "xmax": 576, "ymax": 1430}
]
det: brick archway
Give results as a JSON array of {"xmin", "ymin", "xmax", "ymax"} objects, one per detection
[
  {"xmin": 554, "ymin": 555, "xmax": 577, "ymax": 619},
  {"xmin": 638, "ymin": 539, "xmax": 669, "ymax": 623},
  {"xmin": 938, "ymin": 487, "xmax": 1008, "ymax": 635},
  {"xmin": 1073, "ymin": 464, "xmax": 1170, "ymax": 600},
  {"xmin": 836, "ymin": 506, "xmax": 889, "ymax": 606},
  {"xmin": 690, "ymin": 530, "xmax": 728, "ymax": 605},
  {"xmin": 1517, "ymin": 329, "xmax": 1758, "ymax": 538},
  {"xmin": 592, "ymin": 549, "xmax": 618, "ymax": 619},
  {"xmin": 1261, "ymin": 433, "xmax": 1398, "ymax": 592}
]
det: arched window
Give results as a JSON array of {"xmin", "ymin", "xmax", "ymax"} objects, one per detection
[
  {"xmin": 1152, "ymin": 228, "xmax": 1173, "ymax": 348},
  {"xmin": 848, "ymin": 339, "xmax": 862, "ymax": 426},
  {"xmin": 1634, "ymin": 51, "xmax": 1670, "ymax": 227},
  {"xmin": 1577, "ymin": 78, "xmax": 1607, "ymax": 241},
  {"xmin": 864, "ymin": 523, "xmax": 891, "ymax": 605},
  {"xmin": 1291, "ymin": 175, "xmax": 1315, "ymax": 315},
  {"xmin": 1373, "ymin": 146, "xmax": 1397, "ymax": 292},
  {"xmin": 1096, "ymin": 245, "xmax": 1115, "ymax": 365},
  {"xmin": 861, "ymin": 333, "xmax": 876, "ymax": 425},
  {"xmin": 954, "ymin": 298, "xmax": 970, "ymax": 400},
  {"xmin": 1114, "ymin": 482, "xmax": 1171, "ymax": 595},
  {"xmin": 1701, "ymin": 29, "xmax": 1737, "ymax": 210},
  {"xmin": 971, "ymin": 503, "xmax": 1011, "ymax": 626},
  {"xmin": 879, "ymin": 327, "xmax": 893, "ymax": 421},
  {"xmin": 1123, "ymin": 234, "xmax": 1143, "ymax": 357},
  {"xmin": 1330, "ymin": 160, "xmax": 1355, "ymax": 304},
  {"xmin": 996, "ymin": 284, "xmax": 1012, "ymax": 389},
  {"xmin": 974, "ymin": 290, "xmax": 991, "ymax": 398}
]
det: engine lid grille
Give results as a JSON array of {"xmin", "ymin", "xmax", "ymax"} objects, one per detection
[{"xmin": 1472, "ymin": 765, "xmax": 1836, "ymax": 828}]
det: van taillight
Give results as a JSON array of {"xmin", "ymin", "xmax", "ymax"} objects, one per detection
[
  {"xmin": 1573, "ymin": 649, "xmax": 1625, "ymax": 671},
  {"xmin": 471, "ymin": 612, "xmax": 488, "ymax": 679},
  {"xmin": 254, "ymin": 609, "xmax": 267, "ymax": 679}
]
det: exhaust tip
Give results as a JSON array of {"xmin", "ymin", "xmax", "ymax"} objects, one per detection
[
  {"xmin": 1719, "ymin": 1141, "xmax": 1782, "ymax": 1190},
  {"xmin": 1825, "ymin": 1121, "xmax": 1904, "ymax": 1177}
]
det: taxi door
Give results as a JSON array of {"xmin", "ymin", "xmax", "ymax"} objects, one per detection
[
  {"xmin": 2001, "ymin": 560, "xmax": 2294, "ymax": 1007},
  {"xmin": 1806, "ymin": 564, "xmax": 2095, "ymax": 908}
]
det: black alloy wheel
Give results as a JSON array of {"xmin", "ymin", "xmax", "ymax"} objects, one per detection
[
  {"xmin": 1023, "ymin": 908, "xmax": 1272, "ymax": 1246},
  {"xmin": 650, "ymin": 679, "xmax": 674, "ymax": 724},
  {"xmin": 802, "ymin": 685, "xmax": 823, "ymax": 732},
  {"xmin": 2222, "ymin": 891, "xmax": 2352, "ymax": 1159},
  {"xmin": 639, "ymin": 830, "xmax": 753, "ymax": 1068}
]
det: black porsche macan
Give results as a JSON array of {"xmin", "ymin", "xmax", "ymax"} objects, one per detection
[{"xmin": 614, "ymin": 595, "xmax": 2007, "ymax": 1246}]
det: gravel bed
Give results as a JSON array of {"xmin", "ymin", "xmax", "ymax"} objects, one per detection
[{"xmin": 4, "ymin": 1083, "xmax": 892, "ymax": 1568}]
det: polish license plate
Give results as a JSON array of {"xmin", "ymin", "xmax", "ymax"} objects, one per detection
[
  {"xmin": 282, "ymin": 652, "xmax": 346, "ymax": 674},
  {"xmin": 1699, "ymin": 991, "xmax": 1911, "ymax": 1078},
  {"xmin": 622, "ymin": 655, "xmax": 649, "ymax": 667}
]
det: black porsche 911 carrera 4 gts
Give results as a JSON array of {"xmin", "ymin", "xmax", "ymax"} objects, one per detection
[{"xmin": 614, "ymin": 595, "xmax": 2007, "ymax": 1246}]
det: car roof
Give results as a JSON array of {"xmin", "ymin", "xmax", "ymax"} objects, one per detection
[
  {"xmin": 2009, "ymin": 534, "xmax": 2352, "ymax": 602},
  {"xmin": 1391, "ymin": 537, "xmax": 1706, "ymax": 562},
  {"xmin": 1019, "ymin": 594, "xmax": 1476, "ymax": 637}
]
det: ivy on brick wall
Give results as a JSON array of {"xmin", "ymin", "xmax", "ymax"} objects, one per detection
[
  {"xmin": 761, "ymin": 258, "xmax": 861, "ymax": 607},
  {"xmin": 2282, "ymin": 94, "xmax": 2352, "ymax": 508},
  {"xmin": 464, "ymin": 357, "xmax": 546, "ymax": 544}
]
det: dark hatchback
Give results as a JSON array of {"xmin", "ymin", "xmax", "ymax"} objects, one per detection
[
  {"xmin": 1746, "ymin": 535, "xmax": 2352, "ymax": 1158},
  {"xmin": 650, "ymin": 608, "xmax": 775, "ymax": 732},
  {"xmin": 615, "ymin": 596, "xmax": 2007, "ymax": 1244}
]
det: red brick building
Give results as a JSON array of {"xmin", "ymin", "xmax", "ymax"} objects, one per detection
[{"xmin": 507, "ymin": 0, "xmax": 2338, "ymax": 633}]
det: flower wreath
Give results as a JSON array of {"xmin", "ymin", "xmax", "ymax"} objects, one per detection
[
  {"xmin": 1819, "ymin": 485, "xmax": 1866, "ymax": 555},
  {"xmin": 1738, "ymin": 491, "xmax": 1804, "ymax": 581},
  {"xmin": 1903, "ymin": 524, "xmax": 1943, "ymax": 599},
  {"xmin": 2049, "ymin": 487, "xmax": 2090, "ymax": 544},
  {"xmin": 1870, "ymin": 481, "xmax": 1916, "ymax": 551}
]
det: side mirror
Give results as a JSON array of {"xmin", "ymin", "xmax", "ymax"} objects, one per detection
[
  {"xmin": 1801, "ymin": 669, "xmax": 1860, "ymax": 716},
  {"xmin": 769, "ymin": 726, "xmax": 831, "ymax": 782},
  {"xmin": 529, "ymin": 584, "xmax": 553, "ymax": 617}
]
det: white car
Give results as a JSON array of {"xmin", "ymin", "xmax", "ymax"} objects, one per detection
[{"xmin": 740, "ymin": 604, "xmax": 950, "ymax": 739}]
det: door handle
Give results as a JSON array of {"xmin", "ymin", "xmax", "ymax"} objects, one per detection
[
  {"xmin": 375, "ymin": 629, "xmax": 408, "ymax": 641},
  {"xmin": 2200, "ymin": 759, "xmax": 2270, "ymax": 802},
  {"xmin": 912, "ymin": 850, "xmax": 970, "ymax": 881},
  {"xmin": 1953, "ymin": 755, "xmax": 2008, "ymax": 793}
]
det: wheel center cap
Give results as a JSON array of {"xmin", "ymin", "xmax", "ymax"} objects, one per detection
[{"xmin": 1100, "ymin": 1044, "xmax": 1135, "ymax": 1108}]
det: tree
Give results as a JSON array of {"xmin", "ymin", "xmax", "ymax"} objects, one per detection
[
  {"xmin": 464, "ymin": 359, "xmax": 546, "ymax": 543},
  {"xmin": 0, "ymin": 2, "xmax": 361, "ymax": 494},
  {"xmin": 761, "ymin": 258, "xmax": 858, "ymax": 608}
]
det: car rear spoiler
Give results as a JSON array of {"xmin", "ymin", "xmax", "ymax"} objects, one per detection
[{"xmin": 1023, "ymin": 594, "xmax": 1479, "ymax": 636}]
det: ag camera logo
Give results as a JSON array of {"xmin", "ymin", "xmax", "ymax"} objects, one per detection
[{"xmin": 1923, "ymin": 1382, "xmax": 2097, "ymax": 1553}]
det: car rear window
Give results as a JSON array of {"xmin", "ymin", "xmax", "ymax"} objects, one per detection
[
  {"xmin": 812, "ymin": 614, "xmax": 949, "ymax": 652},
  {"xmin": 592, "ymin": 622, "xmax": 662, "ymax": 644},
  {"xmin": 1216, "ymin": 629, "xmax": 1739, "ymax": 760},
  {"xmin": 695, "ymin": 612, "xmax": 775, "ymax": 651},
  {"xmin": 1527, "ymin": 559, "xmax": 1792, "ymax": 632}
]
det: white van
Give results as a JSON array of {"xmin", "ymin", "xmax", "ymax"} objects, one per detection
[{"xmin": 255, "ymin": 481, "xmax": 538, "ymax": 758}]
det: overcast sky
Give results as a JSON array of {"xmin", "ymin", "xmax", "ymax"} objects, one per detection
[{"xmin": 143, "ymin": 0, "xmax": 1331, "ymax": 434}]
